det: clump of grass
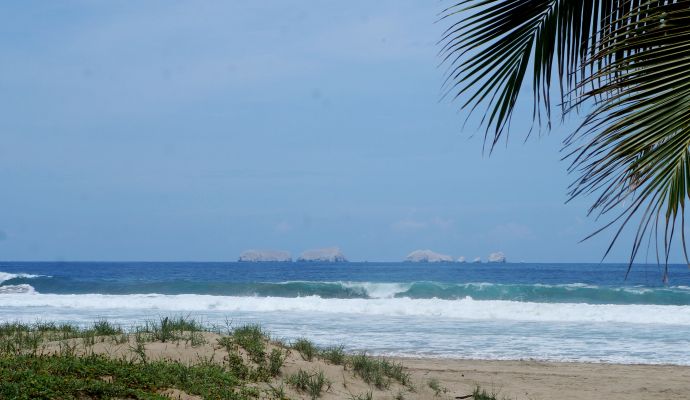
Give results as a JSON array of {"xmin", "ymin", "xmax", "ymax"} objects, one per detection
[
  {"xmin": 131, "ymin": 316, "xmax": 206, "ymax": 346},
  {"xmin": 286, "ymin": 369, "xmax": 331, "ymax": 399},
  {"xmin": 0, "ymin": 352, "xmax": 246, "ymax": 399},
  {"xmin": 350, "ymin": 353, "xmax": 410, "ymax": 389},
  {"xmin": 292, "ymin": 338, "xmax": 318, "ymax": 361},
  {"xmin": 427, "ymin": 378, "xmax": 447, "ymax": 397},
  {"xmin": 320, "ymin": 345, "xmax": 346, "ymax": 365},
  {"xmin": 472, "ymin": 386, "xmax": 502, "ymax": 400},
  {"xmin": 224, "ymin": 351, "xmax": 251, "ymax": 379},
  {"xmin": 350, "ymin": 390, "xmax": 373, "ymax": 400},
  {"xmin": 0, "ymin": 326, "xmax": 42, "ymax": 356},
  {"xmin": 152, "ymin": 316, "xmax": 176, "ymax": 343},
  {"xmin": 269, "ymin": 383, "xmax": 288, "ymax": 400},
  {"xmin": 217, "ymin": 335, "xmax": 236, "ymax": 351},
  {"xmin": 232, "ymin": 324, "xmax": 267, "ymax": 363},
  {"xmin": 149, "ymin": 316, "xmax": 203, "ymax": 343},
  {"xmin": 129, "ymin": 341, "xmax": 148, "ymax": 364},
  {"xmin": 268, "ymin": 349, "xmax": 284, "ymax": 376},
  {"xmin": 218, "ymin": 328, "xmax": 280, "ymax": 382},
  {"xmin": 91, "ymin": 320, "xmax": 122, "ymax": 336},
  {"xmin": 188, "ymin": 330, "xmax": 207, "ymax": 347}
]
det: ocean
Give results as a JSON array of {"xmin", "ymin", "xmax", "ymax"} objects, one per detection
[{"xmin": 0, "ymin": 261, "xmax": 689, "ymax": 365}]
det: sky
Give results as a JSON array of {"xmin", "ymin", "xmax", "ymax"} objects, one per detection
[{"xmin": 0, "ymin": 0, "xmax": 666, "ymax": 262}]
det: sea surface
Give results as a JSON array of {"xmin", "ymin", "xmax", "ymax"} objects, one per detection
[{"xmin": 1, "ymin": 261, "xmax": 689, "ymax": 365}]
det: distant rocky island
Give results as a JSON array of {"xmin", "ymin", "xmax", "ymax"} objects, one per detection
[
  {"xmin": 404, "ymin": 250, "xmax": 506, "ymax": 264},
  {"xmin": 236, "ymin": 247, "xmax": 506, "ymax": 263},
  {"xmin": 488, "ymin": 251, "xmax": 507, "ymax": 263},
  {"xmin": 238, "ymin": 250, "xmax": 292, "ymax": 262},
  {"xmin": 405, "ymin": 250, "xmax": 454, "ymax": 263},
  {"xmin": 297, "ymin": 247, "xmax": 347, "ymax": 263}
]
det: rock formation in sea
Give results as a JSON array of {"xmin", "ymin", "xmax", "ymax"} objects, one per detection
[
  {"xmin": 457, "ymin": 256, "xmax": 466, "ymax": 263},
  {"xmin": 405, "ymin": 250, "xmax": 454, "ymax": 263},
  {"xmin": 297, "ymin": 247, "xmax": 347, "ymax": 262},
  {"xmin": 472, "ymin": 257, "xmax": 482, "ymax": 263},
  {"xmin": 488, "ymin": 251, "xmax": 507, "ymax": 263},
  {"xmin": 238, "ymin": 250, "xmax": 292, "ymax": 262}
]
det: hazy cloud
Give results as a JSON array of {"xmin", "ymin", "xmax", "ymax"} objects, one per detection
[
  {"xmin": 489, "ymin": 222, "xmax": 534, "ymax": 240},
  {"xmin": 274, "ymin": 221, "xmax": 292, "ymax": 234},
  {"xmin": 391, "ymin": 217, "xmax": 454, "ymax": 232}
]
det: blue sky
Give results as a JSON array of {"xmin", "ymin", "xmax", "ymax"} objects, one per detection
[{"xmin": 0, "ymin": 1, "xmax": 659, "ymax": 262}]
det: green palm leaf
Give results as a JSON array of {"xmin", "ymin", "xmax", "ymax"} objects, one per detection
[
  {"xmin": 566, "ymin": 2, "xmax": 690, "ymax": 278},
  {"xmin": 441, "ymin": 0, "xmax": 690, "ymax": 276},
  {"xmin": 439, "ymin": 0, "xmax": 629, "ymax": 149}
]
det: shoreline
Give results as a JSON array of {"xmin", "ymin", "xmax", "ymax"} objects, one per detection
[
  {"xmin": 390, "ymin": 354, "xmax": 690, "ymax": 367},
  {"xmin": 391, "ymin": 357, "xmax": 690, "ymax": 400},
  {"xmin": 1, "ymin": 319, "xmax": 689, "ymax": 399}
]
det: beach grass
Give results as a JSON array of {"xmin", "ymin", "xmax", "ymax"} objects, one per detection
[
  {"xmin": 0, "ymin": 317, "xmax": 453, "ymax": 399},
  {"xmin": 428, "ymin": 378, "xmax": 447, "ymax": 396},
  {"xmin": 471, "ymin": 386, "xmax": 503, "ymax": 400},
  {"xmin": 292, "ymin": 337, "xmax": 318, "ymax": 361},
  {"xmin": 350, "ymin": 353, "xmax": 411, "ymax": 389},
  {"xmin": 349, "ymin": 390, "xmax": 373, "ymax": 400},
  {"xmin": 320, "ymin": 345, "xmax": 347, "ymax": 365},
  {"xmin": 0, "ymin": 352, "xmax": 253, "ymax": 400},
  {"xmin": 286, "ymin": 369, "xmax": 331, "ymax": 399}
]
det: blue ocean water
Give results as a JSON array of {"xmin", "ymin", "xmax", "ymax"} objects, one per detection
[{"xmin": 1, "ymin": 262, "xmax": 689, "ymax": 364}]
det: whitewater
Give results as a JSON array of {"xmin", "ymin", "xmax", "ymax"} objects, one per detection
[{"xmin": 1, "ymin": 261, "xmax": 689, "ymax": 365}]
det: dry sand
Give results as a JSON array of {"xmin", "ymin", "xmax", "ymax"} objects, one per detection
[
  {"xmin": 393, "ymin": 357, "xmax": 690, "ymax": 400},
  {"xmin": 43, "ymin": 333, "xmax": 690, "ymax": 399}
]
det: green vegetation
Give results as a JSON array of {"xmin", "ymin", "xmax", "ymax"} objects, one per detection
[
  {"xmin": 0, "ymin": 353, "xmax": 252, "ymax": 400},
  {"xmin": 292, "ymin": 337, "xmax": 318, "ymax": 361},
  {"xmin": 91, "ymin": 319, "xmax": 122, "ymax": 336},
  {"xmin": 231, "ymin": 324, "xmax": 267, "ymax": 363},
  {"xmin": 427, "ymin": 378, "xmax": 447, "ymax": 397},
  {"xmin": 440, "ymin": 1, "xmax": 690, "ymax": 272},
  {"xmin": 0, "ymin": 319, "xmax": 284, "ymax": 399},
  {"xmin": 350, "ymin": 390, "xmax": 373, "ymax": 400},
  {"xmin": 350, "ymin": 353, "xmax": 411, "ymax": 389},
  {"xmin": 320, "ymin": 345, "xmax": 346, "ymax": 365},
  {"xmin": 268, "ymin": 348, "xmax": 285, "ymax": 376},
  {"xmin": 0, "ymin": 318, "xmax": 432, "ymax": 399},
  {"xmin": 136, "ymin": 316, "xmax": 206, "ymax": 346},
  {"xmin": 472, "ymin": 386, "xmax": 501, "ymax": 400},
  {"xmin": 286, "ymin": 369, "xmax": 331, "ymax": 399},
  {"xmin": 216, "ymin": 324, "xmax": 285, "ymax": 382},
  {"xmin": 268, "ymin": 383, "xmax": 288, "ymax": 400}
]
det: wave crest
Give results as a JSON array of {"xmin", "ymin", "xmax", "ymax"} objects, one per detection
[
  {"xmin": 0, "ymin": 271, "xmax": 45, "ymax": 284},
  {"xmin": 0, "ymin": 293, "xmax": 688, "ymax": 325}
]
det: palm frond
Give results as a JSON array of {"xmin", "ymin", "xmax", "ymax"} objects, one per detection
[
  {"xmin": 442, "ymin": 0, "xmax": 690, "ymax": 275},
  {"xmin": 566, "ymin": 2, "xmax": 690, "ymax": 277},
  {"xmin": 439, "ymin": 0, "xmax": 627, "ymax": 150}
]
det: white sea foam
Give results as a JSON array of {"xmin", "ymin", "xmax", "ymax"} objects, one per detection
[
  {"xmin": 0, "ymin": 271, "xmax": 45, "ymax": 284},
  {"xmin": 0, "ymin": 284, "xmax": 36, "ymax": 294},
  {"xmin": 340, "ymin": 282, "xmax": 411, "ymax": 298},
  {"xmin": 1, "ymin": 293, "xmax": 690, "ymax": 325}
]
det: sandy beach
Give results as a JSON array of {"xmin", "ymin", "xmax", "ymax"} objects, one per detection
[
  {"xmin": 26, "ymin": 328, "xmax": 690, "ymax": 400},
  {"xmin": 392, "ymin": 357, "xmax": 690, "ymax": 400}
]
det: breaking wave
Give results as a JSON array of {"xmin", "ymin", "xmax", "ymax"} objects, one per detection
[
  {"xmin": 3, "ymin": 273, "xmax": 690, "ymax": 305},
  {"xmin": 1, "ymin": 293, "xmax": 689, "ymax": 325}
]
